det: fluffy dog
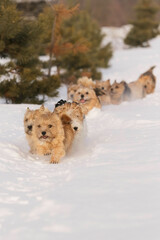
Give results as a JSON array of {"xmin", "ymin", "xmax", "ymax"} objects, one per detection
[
  {"xmin": 73, "ymin": 87, "xmax": 101, "ymax": 114},
  {"xmin": 110, "ymin": 80, "xmax": 147, "ymax": 104},
  {"xmin": 67, "ymin": 84, "xmax": 79, "ymax": 100},
  {"xmin": 24, "ymin": 105, "xmax": 49, "ymax": 153},
  {"xmin": 94, "ymin": 79, "xmax": 111, "ymax": 105},
  {"xmin": 95, "ymin": 79, "xmax": 111, "ymax": 93},
  {"xmin": 33, "ymin": 111, "xmax": 65, "ymax": 164},
  {"xmin": 110, "ymin": 80, "xmax": 131, "ymax": 105},
  {"xmin": 55, "ymin": 100, "xmax": 84, "ymax": 135},
  {"xmin": 77, "ymin": 76, "xmax": 95, "ymax": 88},
  {"xmin": 138, "ymin": 66, "xmax": 156, "ymax": 94}
]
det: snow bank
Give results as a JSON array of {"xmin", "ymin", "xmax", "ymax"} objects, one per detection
[{"xmin": 1, "ymin": 30, "xmax": 160, "ymax": 240}]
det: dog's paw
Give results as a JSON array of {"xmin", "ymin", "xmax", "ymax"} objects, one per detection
[
  {"xmin": 50, "ymin": 157, "xmax": 59, "ymax": 164},
  {"xmin": 50, "ymin": 160, "xmax": 59, "ymax": 164},
  {"xmin": 44, "ymin": 153, "xmax": 51, "ymax": 156}
]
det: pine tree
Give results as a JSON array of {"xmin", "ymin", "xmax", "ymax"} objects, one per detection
[
  {"xmin": 38, "ymin": 4, "xmax": 112, "ymax": 83},
  {"xmin": 60, "ymin": 10, "xmax": 112, "ymax": 82},
  {"xmin": 0, "ymin": 0, "xmax": 60, "ymax": 104},
  {"xmin": 124, "ymin": 0, "xmax": 159, "ymax": 47}
]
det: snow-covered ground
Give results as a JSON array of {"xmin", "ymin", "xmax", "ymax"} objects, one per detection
[{"xmin": 1, "ymin": 31, "xmax": 160, "ymax": 240}]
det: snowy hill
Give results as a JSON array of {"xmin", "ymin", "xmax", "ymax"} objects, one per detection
[{"xmin": 1, "ymin": 33, "xmax": 160, "ymax": 240}]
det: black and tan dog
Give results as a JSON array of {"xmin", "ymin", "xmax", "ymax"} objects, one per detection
[
  {"xmin": 109, "ymin": 81, "xmax": 131, "ymax": 105},
  {"xmin": 94, "ymin": 79, "xmax": 111, "ymax": 105}
]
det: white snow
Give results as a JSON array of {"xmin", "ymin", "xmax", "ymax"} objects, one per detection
[
  {"xmin": 0, "ymin": 30, "xmax": 160, "ymax": 240},
  {"xmin": 101, "ymin": 25, "xmax": 132, "ymax": 50}
]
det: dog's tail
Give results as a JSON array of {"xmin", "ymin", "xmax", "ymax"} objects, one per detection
[
  {"xmin": 148, "ymin": 66, "xmax": 156, "ymax": 72},
  {"xmin": 140, "ymin": 66, "xmax": 156, "ymax": 78}
]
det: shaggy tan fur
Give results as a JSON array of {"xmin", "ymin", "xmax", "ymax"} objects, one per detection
[
  {"xmin": 98, "ymin": 94, "xmax": 111, "ymax": 105},
  {"xmin": 61, "ymin": 114, "xmax": 75, "ymax": 152},
  {"xmin": 33, "ymin": 111, "xmax": 65, "ymax": 164},
  {"xmin": 73, "ymin": 87, "xmax": 101, "ymax": 114},
  {"xmin": 77, "ymin": 76, "xmax": 95, "ymax": 88},
  {"xmin": 138, "ymin": 66, "xmax": 156, "ymax": 94}
]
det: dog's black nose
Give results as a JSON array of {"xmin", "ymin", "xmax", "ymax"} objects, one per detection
[
  {"xmin": 42, "ymin": 131, "xmax": 46, "ymax": 136},
  {"xmin": 81, "ymin": 94, "xmax": 84, "ymax": 98},
  {"xmin": 74, "ymin": 127, "xmax": 78, "ymax": 131},
  {"xmin": 28, "ymin": 125, "xmax": 32, "ymax": 130}
]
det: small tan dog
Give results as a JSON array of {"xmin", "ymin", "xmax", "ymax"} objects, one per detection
[
  {"xmin": 110, "ymin": 80, "xmax": 147, "ymax": 104},
  {"xmin": 110, "ymin": 80, "xmax": 132, "ymax": 105},
  {"xmin": 33, "ymin": 111, "xmax": 65, "ymax": 164},
  {"xmin": 94, "ymin": 79, "xmax": 111, "ymax": 105},
  {"xmin": 77, "ymin": 76, "xmax": 95, "ymax": 88},
  {"xmin": 24, "ymin": 105, "xmax": 49, "ymax": 153},
  {"xmin": 73, "ymin": 87, "xmax": 101, "ymax": 114},
  {"xmin": 67, "ymin": 84, "xmax": 79, "ymax": 100},
  {"xmin": 138, "ymin": 66, "xmax": 156, "ymax": 94},
  {"xmin": 95, "ymin": 79, "xmax": 111, "ymax": 93}
]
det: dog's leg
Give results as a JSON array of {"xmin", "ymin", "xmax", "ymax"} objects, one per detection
[{"xmin": 50, "ymin": 138, "xmax": 65, "ymax": 164}]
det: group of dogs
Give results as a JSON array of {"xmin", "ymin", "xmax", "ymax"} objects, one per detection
[{"xmin": 24, "ymin": 66, "xmax": 156, "ymax": 164}]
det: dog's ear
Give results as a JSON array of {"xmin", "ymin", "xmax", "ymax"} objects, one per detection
[
  {"xmin": 39, "ymin": 105, "xmax": 45, "ymax": 111},
  {"xmin": 113, "ymin": 80, "xmax": 117, "ymax": 84},
  {"xmin": 27, "ymin": 107, "xmax": 30, "ymax": 111},
  {"xmin": 120, "ymin": 80, "xmax": 126, "ymax": 85},
  {"xmin": 61, "ymin": 114, "xmax": 72, "ymax": 125},
  {"xmin": 106, "ymin": 79, "xmax": 110, "ymax": 85}
]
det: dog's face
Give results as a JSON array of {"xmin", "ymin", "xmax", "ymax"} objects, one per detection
[
  {"xmin": 34, "ymin": 112, "xmax": 61, "ymax": 143},
  {"xmin": 95, "ymin": 79, "xmax": 110, "ymax": 94},
  {"xmin": 138, "ymin": 76, "xmax": 155, "ymax": 94},
  {"xmin": 68, "ymin": 103, "xmax": 84, "ymax": 132},
  {"xmin": 110, "ymin": 81, "xmax": 126, "ymax": 97},
  {"xmin": 24, "ymin": 108, "xmax": 35, "ymax": 135},
  {"xmin": 24, "ymin": 105, "xmax": 50, "ymax": 136},
  {"xmin": 67, "ymin": 84, "xmax": 79, "ymax": 100},
  {"xmin": 55, "ymin": 102, "xmax": 84, "ymax": 133},
  {"xmin": 73, "ymin": 87, "xmax": 97, "ymax": 104}
]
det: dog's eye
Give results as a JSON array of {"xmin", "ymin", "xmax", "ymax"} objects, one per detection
[
  {"xmin": 86, "ymin": 92, "xmax": 88, "ymax": 94},
  {"xmin": 78, "ymin": 92, "xmax": 80, "ymax": 94},
  {"xmin": 115, "ymin": 86, "xmax": 119, "ymax": 89},
  {"xmin": 25, "ymin": 118, "xmax": 28, "ymax": 122},
  {"xmin": 74, "ymin": 90, "xmax": 77, "ymax": 92},
  {"xmin": 48, "ymin": 124, "xmax": 52, "ymax": 128},
  {"xmin": 37, "ymin": 125, "xmax": 41, "ymax": 128},
  {"xmin": 102, "ymin": 87, "xmax": 104, "ymax": 90}
]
